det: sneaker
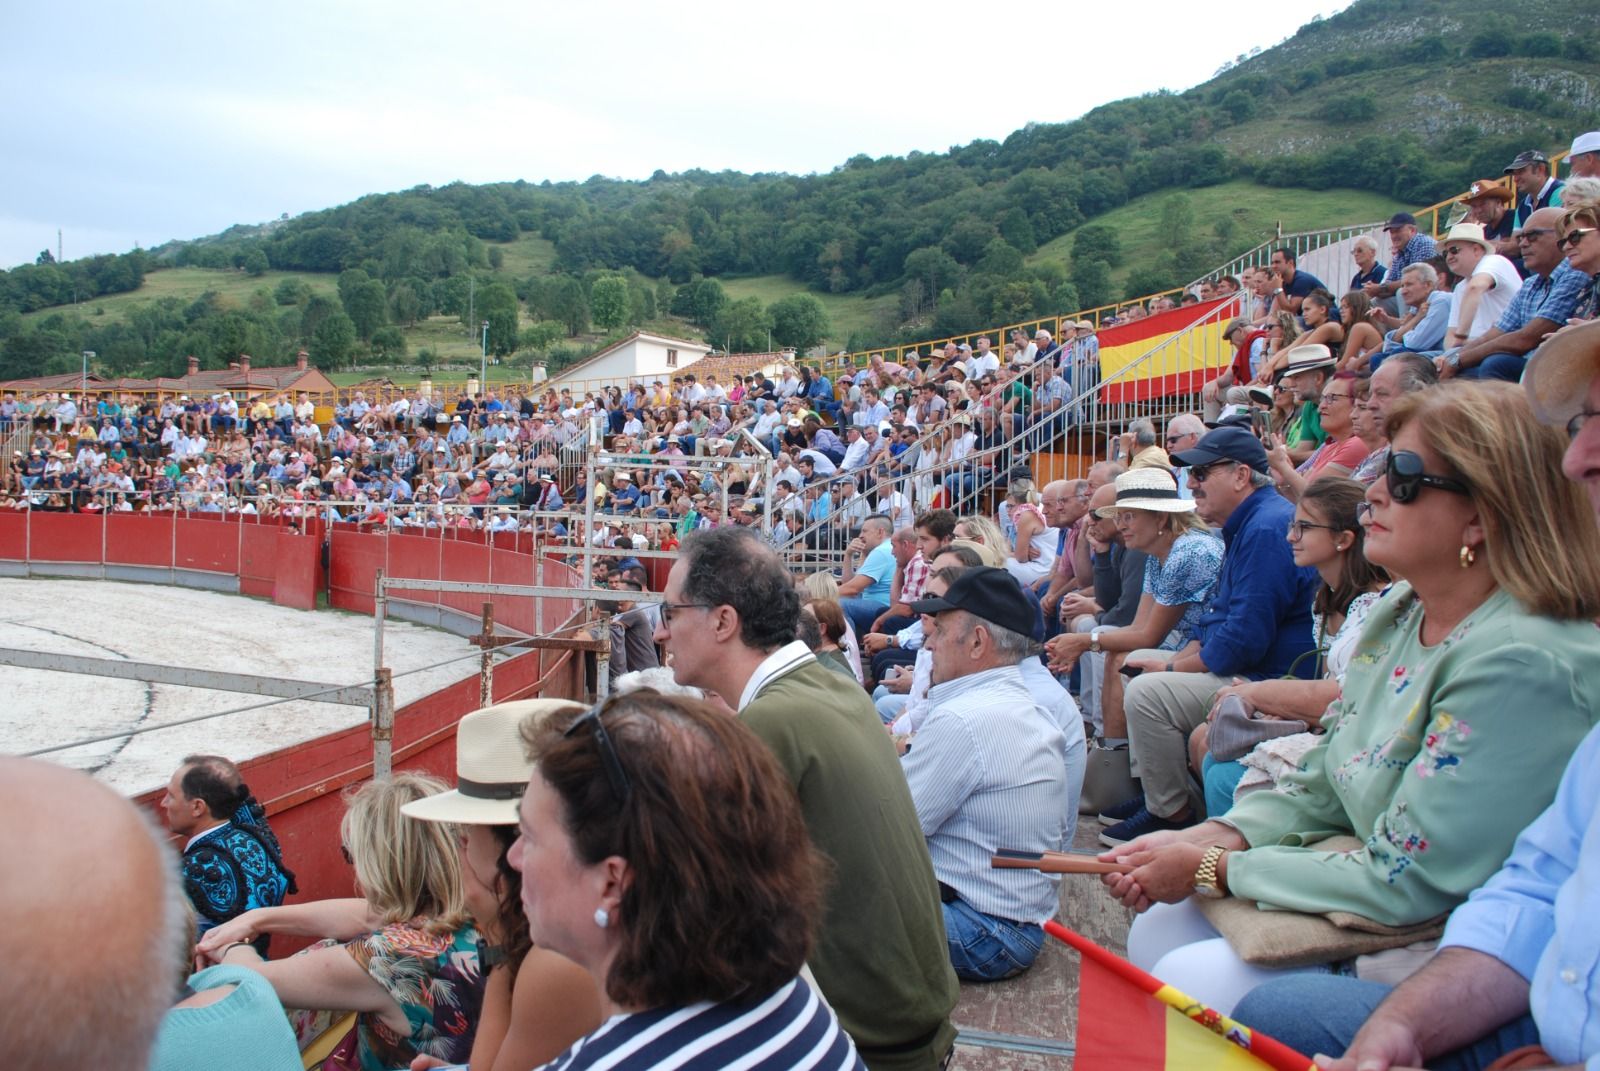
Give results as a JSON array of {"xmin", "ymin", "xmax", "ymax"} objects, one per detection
[
  {"xmin": 1098, "ymin": 806, "xmax": 1195, "ymax": 848},
  {"xmin": 1096, "ymin": 794, "xmax": 1146, "ymax": 825}
]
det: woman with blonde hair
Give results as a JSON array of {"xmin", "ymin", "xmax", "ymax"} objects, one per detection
[
  {"xmin": 1102, "ymin": 381, "xmax": 1600, "ymax": 1016},
  {"xmin": 199, "ymin": 773, "xmax": 489, "ymax": 1070},
  {"xmin": 952, "ymin": 514, "xmax": 1007, "ymax": 560}
]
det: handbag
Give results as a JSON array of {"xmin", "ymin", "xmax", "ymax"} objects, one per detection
[
  {"xmin": 1078, "ymin": 742, "xmax": 1140, "ymax": 815},
  {"xmin": 1206, "ymin": 695, "xmax": 1307, "ymax": 761}
]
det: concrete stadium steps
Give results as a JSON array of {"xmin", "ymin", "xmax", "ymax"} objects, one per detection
[{"xmin": 950, "ymin": 818, "xmax": 1134, "ymax": 1069}]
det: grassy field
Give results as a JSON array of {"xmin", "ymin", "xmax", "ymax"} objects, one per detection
[
  {"xmin": 21, "ymin": 266, "xmax": 340, "ymax": 324},
  {"xmin": 491, "ymin": 233, "xmax": 558, "ymax": 277},
  {"xmin": 716, "ymin": 275, "xmax": 896, "ymax": 349},
  {"xmin": 1029, "ymin": 181, "xmax": 1411, "ymax": 290}
]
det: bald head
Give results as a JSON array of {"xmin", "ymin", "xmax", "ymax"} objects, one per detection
[
  {"xmin": 1524, "ymin": 207, "xmax": 1570, "ymax": 275},
  {"xmin": 1, "ymin": 758, "xmax": 183, "ymax": 1070}
]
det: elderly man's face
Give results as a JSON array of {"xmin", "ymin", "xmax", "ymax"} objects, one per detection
[
  {"xmin": 1397, "ymin": 272, "xmax": 1431, "ymax": 308},
  {"xmin": 1387, "ymin": 224, "xmax": 1415, "ymax": 251},
  {"xmin": 1564, "ymin": 376, "xmax": 1600, "ymax": 519}
]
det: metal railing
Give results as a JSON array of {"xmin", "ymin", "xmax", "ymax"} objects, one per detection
[{"xmin": 777, "ymin": 297, "xmax": 1245, "ymax": 572}]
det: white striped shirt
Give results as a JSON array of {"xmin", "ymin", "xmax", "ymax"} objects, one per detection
[
  {"xmin": 901, "ymin": 664, "xmax": 1069, "ymax": 923},
  {"xmin": 537, "ymin": 978, "xmax": 861, "ymax": 1071}
]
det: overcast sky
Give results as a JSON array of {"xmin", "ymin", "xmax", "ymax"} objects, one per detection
[{"xmin": 1, "ymin": 0, "xmax": 1352, "ymax": 271}]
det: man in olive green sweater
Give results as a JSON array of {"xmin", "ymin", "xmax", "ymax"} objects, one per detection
[{"xmin": 656, "ymin": 527, "xmax": 959, "ymax": 1071}]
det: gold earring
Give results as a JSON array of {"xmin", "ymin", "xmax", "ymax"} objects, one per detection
[{"xmin": 1459, "ymin": 545, "xmax": 1476, "ymax": 568}]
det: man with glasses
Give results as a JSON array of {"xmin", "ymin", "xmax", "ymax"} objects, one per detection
[
  {"xmin": 1101, "ymin": 427, "xmax": 1319, "ymax": 845},
  {"xmin": 654, "ymin": 527, "xmax": 959, "ymax": 1070},
  {"xmin": 1165, "ymin": 414, "xmax": 1205, "ymax": 500},
  {"xmin": 1441, "ymin": 207, "xmax": 1590, "ymax": 382},
  {"xmin": 1351, "ymin": 354, "xmax": 1439, "ymax": 485},
  {"xmin": 1437, "ymin": 221, "xmax": 1524, "ymax": 357}
]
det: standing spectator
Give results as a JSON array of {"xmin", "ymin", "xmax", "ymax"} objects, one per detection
[
  {"xmin": 905, "ymin": 567, "xmax": 1073, "ymax": 981},
  {"xmin": 1364, "ymin": 213, "xmax": 1438, "ymax": 307},
  {"xmin": 654, "ymin": 528, "xmax": 959, "ymax": 1069},
  {"xmin": 1441, "ymin": 207, "xmax": 1589, "ymax": 381},
  {"xmin": 1506, "ymin": 149, "xmax": 1565, "ymax": 229}
]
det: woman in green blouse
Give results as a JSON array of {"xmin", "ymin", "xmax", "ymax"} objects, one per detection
[{"xmin": 1097, "ymin": 380, "xmax": 1600, "ymax": 1014}]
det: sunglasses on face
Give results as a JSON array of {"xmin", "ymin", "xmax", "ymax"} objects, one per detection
[
  {"xmin": 1557, "ymin": 228, "xmax": 1597, "ymax": 250},
  {"xmin": 1386, "ymin": 450, "xmax": 1470, "ymax": 504},
  {"xmin": 1516, "ymin": 228, "xmax": 1555, "ymax": 244}
]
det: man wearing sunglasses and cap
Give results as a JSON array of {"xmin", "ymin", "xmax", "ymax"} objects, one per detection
[
  {"xmin": 1099, "ymin": 426, "xmax": 1319, "ymax": 845},
  {"xmin": 905, "ymin": 566, "xmax": 1079, "ymax": 982}
]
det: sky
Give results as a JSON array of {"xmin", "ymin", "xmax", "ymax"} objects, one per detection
[{"xmin": 1, "ymin": 0, "xmax": 1354, "ymax": 271}]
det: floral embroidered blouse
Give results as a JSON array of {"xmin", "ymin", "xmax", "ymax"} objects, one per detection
[
  {"xmin": 1222, "ymin": 583, "xmax": 1600, "ymax": 926},
  {"xmin": 346, "ymin": 919, "xmax": 486, "ymax": 1071}
]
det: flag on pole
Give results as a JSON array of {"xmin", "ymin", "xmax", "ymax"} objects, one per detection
[
  {"xmin": 1047, "ymin": 920, "xmax": 1318, "ymax": 1071},
  {"xmin": 1095, "ymin": 298, "xmax": 1238, "ymax": 404}
]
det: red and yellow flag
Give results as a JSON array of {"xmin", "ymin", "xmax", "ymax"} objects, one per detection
[
  {"xmin": 1096, "ymin": 298, "xmax": 1239, "ymax": 404},
  {"xmin": 1048, "ymin": 921, "xmax": 1318, "ymax": 1071}
]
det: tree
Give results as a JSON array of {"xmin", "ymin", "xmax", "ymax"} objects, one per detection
[
  {"xmin": 713, "ymin": 297, "xmax": 771, "ymax": 353},
  {"xmin": 768, "ymin": 294, "xmax": 830, "ymax": 351},
  {"xmin": 242, "ymin": 248, "xmax": 269, "ymax": 276},
  {"xmin": 589, "ymin": 274, "xmax": 630, "ymax": 332},
  {"xmin": 478, "ymin": 281, "xmax": 520, "ymax": 357},
  {"xmin": 337, "ymin": 268, "xmax": 370, "ymax": 307},
  {"xmin": 1072, "ymin": 224, "xmax": 1124, "ymax": 269},
  {"xmin": 273, "ymin": 278, "xmax": 311, "ymax": 305},
  {"xmin": 300, "ymin": 294, "xmax": 342, "ymax": 342},
  {"xmin": 370, "ymin": 325, "xmax": 407, "ymax": 360},
  {"xmin": 1071, "ymin": 259, "xmax": 1115, "ymax": 310},
  {"xmin": 903, "ymin": 247, "xmax": 960, "ymax": 301},
  {"xmin": 312, "ymin": 312, "xmax": 357, "ymax": 369},
  {"xmin": 343, "ymin": 279, "xmax": 389, "ymax": 340},
  {"xmin": 388, "ymin": 283, "xmax": 422, "ymax": 326}
]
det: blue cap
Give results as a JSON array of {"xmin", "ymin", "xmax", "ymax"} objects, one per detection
[{"xmin": 1170, "ymin": 426, "xmax": 1270, "ymax": 474}]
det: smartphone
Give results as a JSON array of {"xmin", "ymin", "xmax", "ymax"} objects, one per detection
[
  {"xmin": 1250, "ymin": 408, "xmax": 1271, "ymax": 440},
  {"xmin": 1118, "ymin": 664, "xmax": 1144, "ymax": 679}
]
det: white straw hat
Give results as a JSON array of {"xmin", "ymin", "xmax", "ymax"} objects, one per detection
[
  {"xmin": 400, "ymin": 699, "xmax": 585, "ymax": 825},
  {"xmin": 1096, "ymin": 468, "xmax": 1194, "ymax": 516}
]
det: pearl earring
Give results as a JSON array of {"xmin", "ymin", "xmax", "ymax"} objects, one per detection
[{"xmin": 593, "ymin": 907, "xmax": 610, "ymax": 929}]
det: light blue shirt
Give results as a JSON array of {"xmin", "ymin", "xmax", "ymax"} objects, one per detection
[
  {"xmin": 856, "ymin": 540, "xmax": 896, "ymax": 604},
  {"xmin": 1398, "ymin": 290, "xmax": 1452, "ymax": 352},
  {"xmin": 1440, "ymin": 721, "xmax": 1600, "ymax": 1069}
]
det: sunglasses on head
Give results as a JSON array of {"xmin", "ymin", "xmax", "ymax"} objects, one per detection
[
  {"xmin": 1386, "ymin": 450, "xmax": 1470, "ymax": 504},
  {"xmin": 563, "ymin": 704, "xmax": 632, "ymax": 803}
]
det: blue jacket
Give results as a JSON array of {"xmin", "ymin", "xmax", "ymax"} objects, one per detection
[{"xmin": 1195, "ymin": 487, "xmax": 1319, "ymax": 680}]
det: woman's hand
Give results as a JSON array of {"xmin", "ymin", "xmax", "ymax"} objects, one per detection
[
  {"xmin": 1102, "ymin": 842, "xmax": 1208, "ymax": 910},
  {"xmin": 1264, "ymin": 435, "xmax": 1293, "ymax": 476},
  {"xmin": 195, "ymin": 913, "xmax": 259, "ymax": 961},
  {"xmin": 1205, "ymin": 679, "xmax": 1256, "ymax": 724}
]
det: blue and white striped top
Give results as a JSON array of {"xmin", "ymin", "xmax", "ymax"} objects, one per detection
[{"xmin": 538, "ymin": 978, "xmax": 863, "ymax": 1071}]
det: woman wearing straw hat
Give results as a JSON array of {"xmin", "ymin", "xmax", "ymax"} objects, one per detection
[
  {"xmin": 1046, "ymin": 469, "xmax": 1221, "ymax": 801},
  {"xmin": 402, "ymin": 701, "xmax": 603, "ymax": 1071}
]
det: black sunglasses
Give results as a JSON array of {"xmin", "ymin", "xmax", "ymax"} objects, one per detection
[
  {"xmin": 1386, "ymin": 450, "xmax": 1470, "ymax": 504},
  {"xmin": 1558, "ymin": 228, "xmax": 1597, "ymax": 250},
  {"xmin": 563, "ymin": 705, "xmax": 632, "ymax": 803}
]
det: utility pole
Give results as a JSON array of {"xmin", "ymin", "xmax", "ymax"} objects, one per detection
[
  {"xmin": 467, "ymin": 276, "xmax": 475, "ymax": 338},
  {"xmin": 480, "ymin": 321, "xmax": 490, "ymax": 386}
]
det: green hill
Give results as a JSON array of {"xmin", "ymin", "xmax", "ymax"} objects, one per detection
[{"xmin": 4, "ymin": 0, "xmax": 1595, "ymax": 382}]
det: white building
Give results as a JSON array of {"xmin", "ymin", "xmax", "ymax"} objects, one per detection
[{"xmin": 545, "ymin": 331, "xmax": 713, "ymax": 392}]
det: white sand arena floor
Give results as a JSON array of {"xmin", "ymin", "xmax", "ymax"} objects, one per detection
[{"xmin": 0, "ymin": 577, "xmax": 481, "ymax": 796}]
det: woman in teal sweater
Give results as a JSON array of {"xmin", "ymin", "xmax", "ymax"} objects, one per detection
[{"xmin": 1097, "ymin": 381, "xmax": 1600, "ymax": 1014}]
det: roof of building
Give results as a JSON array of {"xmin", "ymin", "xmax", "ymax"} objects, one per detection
[
  {"xmin": 547, "ymin": 330, "xmax": 713, "ymax": 382},
  {"xmin": 2, "ymin": 360, "xmax": 336, "ymax": 396}
]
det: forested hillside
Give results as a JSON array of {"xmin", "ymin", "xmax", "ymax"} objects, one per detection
[{"xmin": 3, "ymin": 0, "xmax": 1595, "ymax": 381}]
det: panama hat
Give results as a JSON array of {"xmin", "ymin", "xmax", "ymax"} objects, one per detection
[
  {"xmin": 1441, "ymin": 220, "xmax": 1493, "ymax": 253},
  {"xmin": 1282, "ymin": 344, "xmax": 1337, "ymax": 375},
  {"xmin": 1525, "ymin": 320, "xmax": 1600, "ymax": 428},
  {"xmin": 400, "ymin": 699, "xmax": 585, "ymax": 825},
  {"xmin": 1096, "ymin": 468, "xmax": 1194, "ymax": 516}
]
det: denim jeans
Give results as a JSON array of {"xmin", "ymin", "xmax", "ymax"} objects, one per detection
[
  {"xmin": 840, "ymin": 597, "xmax": 888, "ymax": 639},
  {"xmin": 942, "ymin": 898, "xmax": 1043, "ymax": 981},
  {"xmin": 1458, "ymin": 352, "xmax": 1528, "ymax": 382},
  {"xmin": 1233, "ymin": 974, "xmax": 1541, "ymax": 1068}
]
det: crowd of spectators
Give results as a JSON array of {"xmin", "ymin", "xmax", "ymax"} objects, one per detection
[{"xmin": 11, "ymin": 134, "xmax": 1600, "ymax": 1071}]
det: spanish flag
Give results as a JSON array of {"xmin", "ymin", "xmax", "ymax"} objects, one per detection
[
  {"xmin": 1096, "ymin": 298, "xmax": 1238, "ymax": 404},
  {"xmin": 1048, "ymin": 921, "xmax": 1317, "ymax": 1070}
]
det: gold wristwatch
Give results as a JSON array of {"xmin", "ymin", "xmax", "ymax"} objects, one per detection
[{"xmin": 1194, "ymin": 845, "xmax": 1228, "ymax": 900}]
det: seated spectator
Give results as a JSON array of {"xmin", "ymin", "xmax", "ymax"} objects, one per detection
[
  {"xmin": 200, "ymin": 774, "xmax": 488, "ymax": 1070},
  {"xmin": 1438, "ymin": 221, "xmax": 1524, "ymax": 354},
  {"xmin": 1364, "ymin": 213, "xmax": 1438, "ymax": 307},
  {"xmin": 160, "ymin": 755, "xmax": 295, "ymax": 953},
  {"xmin": 1334, "ymin": 291, "xmax": 1385, "ymax": 373},
  {"xmin": 1558, "ymin": 202, "xmax": 1600, "ymax": 322},
  {"xmin": 1267, "ymin": 247, "xmax": 1326, "ymax": 316},
  {"xmin": 1099, "ymin": 427, "xmax": 1318, "ymax": 846},
  {"xmin": 1276, "ymin": 344, "xmax": 1336, "ymax": 466},
  {"xmin": 1459, "ymin": 176, "xmax": 1519, "ymax": 261},
  {"xmin": 800, "ymin": 598, "xmax": 855, "ymax": 679},
  {"xmin": 1203, "ymin": 319, "xmax": 1271, "ymax": 421},
  {"xmin": 1101, "ymin": 381, "xmax": 1600, "ymax": 1015},
  {"xmin": 1440, "ymin": 207, "xmax": 1590, "ymax": 381},
  {"xmin": 837, "ymin": 514, "xmax": 896, "ymax": 636},
  {"xmin": 905, "ymin": 567, "xmax": 1074, "ymax": 981},
  {"xmin": 1266, "ymin": 371, "xmax": 1370, "ymax": 500},
  {"xmin": 513, "ymin": 692, "xmax": 864, "ymax": 1070},
  {"xmin": 871, "ymin": 564, "xmax": 958, "ymax": 727},
  {"xmin": 3, "ymin": 756, "xmax": 187, "ymax": 1071},
  {"xmin": 1571, "ymin": 129, "xmax": 1600, "ymax": 179},
  {"xmin": 1002, "ymin": 480, "xmax": 1057, "ymax": 586},
  {"xmin": 1344, "ymin": 377, "xmax": 1390, "ymax": 486},
  {"xmin": 1234, "ymin": 323, "xmax": 1600, "ymax": 1063},
  {"xmin": 1118, "ymin": 417, "xmax": 1171, "ymax": 470},
  {"xmin": 1045, "ymin": 468, "xmax": 1221, "ymax": 759},
  {"xmin": 1507, "ymin": 149, "xmax": 1566, "ymax": 230},
  {"xmin": 1347, "ymin": 235, "xmax": 1384, "ymax": 297},
  {"xmin": 1351, "ymin": 354, "xmax": 1438, "ymax": 485},
  {"xmin": 1190, "ymin": 475, "xmax": 1388, "ymax": 815},
  {"xmin": 1370, "ymin": 262, "xmax": 1451, "ymax": 366},
  {"xmin": 1254, "ymin": 290, "xmax": 1345, "ymax": 381}
]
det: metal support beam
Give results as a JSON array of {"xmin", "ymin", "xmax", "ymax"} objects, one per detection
[
  {"xmin": 0, "ymin": 647, "xmax": 373, "ymax": 706},
  {"xmin": 372, "ymin": 667, "xmax": 394, "ymax": 779},
  {"xmin": 476, "ymin": 603, "xmax": 495, "ymax": 708},
  {"xmin": 380, "ymin": 578, "xmax": 662, "ymax": 604}
]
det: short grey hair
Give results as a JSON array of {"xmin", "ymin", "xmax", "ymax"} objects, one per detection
[
  {"xmin": 1168, "ymin": 413, "xmax": 1205, "ymax": 438},
  {"xmin": 1402, "ymin": 262, "xmax": 1438, "ymax": 287},
  {"xmin": 1128, "ymin": 418, "xmax": 1158, "ymax": 448},
  {"xmin": 1353, "ymin": 235, "xmax": 1378, "ymax": 255},
  {"xmin": 948, "ymin": 609, "xmax": 1035, "ymax": 665},
  {"xmin": 1248, "ymin": 468, "xmax": 1274, "ymax": 488}
]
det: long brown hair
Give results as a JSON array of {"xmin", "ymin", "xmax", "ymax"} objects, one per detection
[
  {"xmin": 525, "ymin": 692, "xmax": 825, "ymax": 1008},
  {"xmin": 1386, "ymin": 381, "xmax": 1600, "ymax": 619},
  {"xmin": 1300, "ymin": 476, "xmax": 1389, "ymax": 619}
]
